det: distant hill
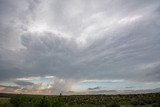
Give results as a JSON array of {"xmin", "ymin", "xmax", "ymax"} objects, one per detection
[{"xmin": 88, "ymin": 87, "xmax": 160, "ymax": 94}]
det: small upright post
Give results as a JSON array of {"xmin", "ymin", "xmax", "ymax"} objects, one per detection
[{"xmin": 60, "ymin": 93, "xmax": 62, "ymax": 97}]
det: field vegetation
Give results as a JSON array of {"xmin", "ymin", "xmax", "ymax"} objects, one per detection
[{"xmin": 0, "ymin": 93, "xmax": 160, "ymax": 107}]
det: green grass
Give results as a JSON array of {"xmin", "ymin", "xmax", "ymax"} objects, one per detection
[{"xmin": 0, "ymin": 98, "xmax": 12, "ymax": 107}]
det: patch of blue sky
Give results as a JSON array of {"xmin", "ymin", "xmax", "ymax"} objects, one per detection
[
  {"xmin": 78, "ymin": 81, "xmax": 160, "ymax": 90},
  {"xmin": 78, "ymin": 81, "xmax": 146, "ymax": 89}
]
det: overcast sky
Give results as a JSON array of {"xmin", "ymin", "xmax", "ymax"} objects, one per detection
[{"xmin": 0, "ymin": 0, "xmax": 160, "ymax": 95}]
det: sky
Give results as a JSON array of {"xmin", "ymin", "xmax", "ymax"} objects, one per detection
[{"xmin": 0, "ymin": 0, "xmax": 160, "ymax": 95}]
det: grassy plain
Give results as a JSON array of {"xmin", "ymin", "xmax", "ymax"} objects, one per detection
[{"xmin": 0, "ymin": 93, "xmax": 160, "ymax": 107}]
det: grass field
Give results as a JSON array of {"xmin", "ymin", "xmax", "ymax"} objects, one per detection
[
  {"xmin": 0, "ymin": 93, "xmax": 160, "ymax": 107},
  {"xmin": 0, "ymin": 98, "xmax": 12, "ymax": 107}
]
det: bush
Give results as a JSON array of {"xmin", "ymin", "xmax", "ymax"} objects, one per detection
[
  {"xmin": 130, "ymin": 98, "xmax": 139, "ymax": 105},
  {"xmin": 106, "ymin": 102, "xmax": 120, "ymax": 107},
  {"xmin": 152, "ymin": 103, "xmax": 160, "ymax": 107},
  {"xmin": 8, "ymin": 93, "xmax": 160, "ymax": 107}
]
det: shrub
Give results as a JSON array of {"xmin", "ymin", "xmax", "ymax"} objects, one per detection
[
  {"xmin": 152, "ymin": 103, "xmax": 160, "ymax": 107},
  {"xmin": 106, "ymin": 102, "xmax": 120, "ymax": 107}
]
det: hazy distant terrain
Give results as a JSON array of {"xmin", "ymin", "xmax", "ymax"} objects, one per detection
[{"xmin": 88, "ymin": 87, "xmax": 160, "ymax": 95}]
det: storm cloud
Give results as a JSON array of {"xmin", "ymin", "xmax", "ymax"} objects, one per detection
[{"xmin": 0, "ymin": 0, "xmax": 160, "ymax": 94}]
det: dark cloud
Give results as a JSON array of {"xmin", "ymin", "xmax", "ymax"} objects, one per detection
[
  {"xmin": 145, "ymin": 63, "xmax": 160, "ymax": 81},
  {"xmin": 0, "ymin": 0, "xmax": 160, "ymax": 94},
  {"xmin": 88, "ymin": 86, "xmax": 101, "ymax": 90},
  {"xmin": 0, "ymin": 85, "xmax": 19, "ymax": 90},
  {"xmin": 0, "ymin": 85, "xmax": 20, "ymax": 93},
  {"xmin": 14, "ymin": 81, "xmax": 34, "ymax": 86}
]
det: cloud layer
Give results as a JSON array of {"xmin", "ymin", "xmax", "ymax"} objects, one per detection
[{"xmin": 0, "ymin": 0, "xmax": 160, "ymax": 94}]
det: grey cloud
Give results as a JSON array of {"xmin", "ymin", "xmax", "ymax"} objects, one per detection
[
  {"xmin": 145, "ymin": 63, "xmax": 160, "ymax": 82},
  {"xmin": 46, "ymin": 0, "xmax": 160, "ymax": 38},
  {"xmin": 20, "ymin": 32, "xmax": 78, "ymax": 78},
  {"xmin": 0, "ymin": 0, "xmax": 45, "ymax": 80},
  {"xmin": 88, "ymin": 86, "xmax": 101, "ymax": 90},
  {"xmin": 0, "ymin": 85, "xmax": 20, "ymax": 93},
  {"xmin": 0, "ymin": 48, "xmax": 25, "ymax": 81},
  {"xmin": 0, "ymin": 0, "xmax": 160, "ymax": 86},
  {"xmin": 0, "ymin": 85, "xmax": 19, "ymax": 90},
  {"xmin": 17, "ymin": 77, "xmax": 74, "ymax": 95},
  {"xmin": 14, "ymin": 81, "xmax": 34, "ymax": 86}
]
